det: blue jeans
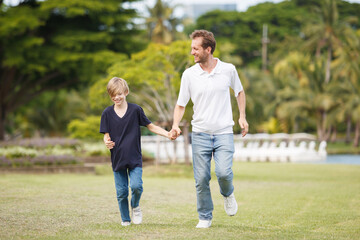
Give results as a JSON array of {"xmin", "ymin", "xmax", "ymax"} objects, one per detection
[
  {"xmin": 191, "ymin": 132, "xmax": 235, "ymax": 220},
  {"xmin": 113, "ymin": 167, "xmax": 143, "ymax": 222}
]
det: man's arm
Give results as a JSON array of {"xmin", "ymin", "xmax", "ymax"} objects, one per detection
[
  {"xmin": 236, "ymin": 90, "xmax": 249, "ymax": 137},
  {"xmin": 172, "ymin": 104, "xmax": 185, "ymax": 136}
]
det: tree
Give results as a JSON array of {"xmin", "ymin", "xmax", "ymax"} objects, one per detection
[
  {"xmin": 145, "ymin": 0, "xmax": 184, "ymax": 44},
  {"xmin": 331, "ymin": 28, "xmax": 360, "ymax": 146},
  {"xmin": 0, "ymin": 0, "xmax": 142, "ymax": 140},
  {"xmin": 273, "ymin": 52, "xmax": 338, "ymax": 139}
]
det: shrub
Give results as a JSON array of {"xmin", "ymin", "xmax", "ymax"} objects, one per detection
[{"xmin": 67, "ymin": 116, "xmax": 102, "ymax": 140}]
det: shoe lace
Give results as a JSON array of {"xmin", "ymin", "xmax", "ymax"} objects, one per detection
[
  {"xmin": 225, "ymin": 195, "xmax": 234, "ymax": 208},
  {"xmin": 133, "ymin": 208, "xmax": 142, "ymax": 217}
]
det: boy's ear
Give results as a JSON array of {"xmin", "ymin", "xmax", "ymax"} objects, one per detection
[{"xmin": 124, "ymin": 90, "xmax": 129, "ymax": 96}]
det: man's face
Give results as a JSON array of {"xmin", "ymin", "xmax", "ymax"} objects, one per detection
[{"xmin": 191, "ymin": 37, "xmax": 210, "ymax": 63}]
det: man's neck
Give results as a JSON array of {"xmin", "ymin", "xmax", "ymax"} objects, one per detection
[{"xmin": 199, "ymin": 57, "xmax": 217, "ymax": 74}]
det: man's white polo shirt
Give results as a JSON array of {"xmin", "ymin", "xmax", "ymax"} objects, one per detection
[{"xmin": 177, "ymin": 58, "xmax": 243, "ymax": 134}]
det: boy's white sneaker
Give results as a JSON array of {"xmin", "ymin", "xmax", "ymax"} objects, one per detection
[
  {"xmin": 132, "ymin": 206, "xmax": 142, "ymax": 224},
  {"xmin": 196, "ymin": 219, "xmax": 212, "ymax": 228},
  {"xmin": 121, "ymin": 221, "xmax": 131, "ymax": 226},
  {"xmin": 224, "ymin": 192, "xmax": 238, "ymax": 216}
]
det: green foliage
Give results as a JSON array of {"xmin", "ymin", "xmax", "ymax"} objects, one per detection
[
  {"xmin": 0, "ymin": 0, "xmax": 144, "ymax": 139},
  {"xmin": 67, "ymin": 116, "xmax": 102, "ymax": 140},
  {"xmin": 89, "ymin": 40, "xmax": 193, "ymax": 124}
]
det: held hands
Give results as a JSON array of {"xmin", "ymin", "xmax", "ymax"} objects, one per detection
[
  {"xmin": 168, "ymin": 128, "xmax": 179, "ymax": 141},
  {"xmin": 239, "ymin": 117, "xmax": 249, "ymax": 137},
  {"xmin": 167, "ymin": 126, "xmax": 181, "ymax": 141}
]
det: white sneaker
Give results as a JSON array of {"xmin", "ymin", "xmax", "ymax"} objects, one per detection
[
  {"xmin": 196, "ymin": 219, "xmax": 212, "ymax": 228},
  {"xmin": 224, "ymin": 192, "xmax": 238, "ymax": 216},
  {"xmin": 132, "ymin": 206, "xmax": 142, "ymax": 224},
  {"xmin": 121, "ymin": 221, "xmax": 131, "ymax": 226}
]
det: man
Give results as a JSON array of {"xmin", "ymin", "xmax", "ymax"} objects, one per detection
[{"xmin": 172, "ymin": 30, "xmax": 249, "ymax": 228}]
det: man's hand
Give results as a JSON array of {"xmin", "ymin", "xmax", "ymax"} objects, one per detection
[
  {"xmin": 168, "ymin": 129, "xmax": 178, "ymax": 141},
  {"xmin": 239, "ymin": 117, "xmax": 249, "ymax": 137},
  {"xmin": 104, "ymin": 135, "xmax": 115, "ymax": 149},
  {"xmin": 171, "ymin": 126, "xmax": 182, "ymax": 138}
]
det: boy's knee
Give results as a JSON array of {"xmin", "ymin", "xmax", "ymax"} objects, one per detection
[
  {"xmin": 130, "ymin": 183, "xmax": 143, "ymax": 194},
  {"xmin": 116, "ymin": 188, "xmax": 129, "ymax": 199}
]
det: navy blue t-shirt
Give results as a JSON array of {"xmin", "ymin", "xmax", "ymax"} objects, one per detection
[{"xmin": 99, "ymin": 103, "xmax": 151, "ymax": 171}]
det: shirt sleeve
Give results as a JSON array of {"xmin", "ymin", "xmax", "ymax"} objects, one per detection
[
  {"xmin": 176, "ymin": 71, "xmax": 191, "ymax": 107},
  {"xmin": 138, "ymin": 106, "xmax": 152, "ymax": 126},
  {"xmin": 230, "ymin": 65, "xmax": 243, "ymax": 97},
  {"xmin": 99, "ymin": 110, "xmax": 109, "ymax": 134}
]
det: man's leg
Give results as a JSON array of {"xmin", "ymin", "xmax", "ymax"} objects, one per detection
[
  {"xmin": 213, "ymin": 133, "xmax": 235, "ymax": 196},
  {"xmin": 191, "ymin": 132, "xmax": 214, "ymax": 221},
  {"xmin": 213, "ymin": 134, "xmax": 238, "ymax": 216}
]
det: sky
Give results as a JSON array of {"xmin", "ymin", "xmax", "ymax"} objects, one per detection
[{"xmin": 4, "ymin": 0, "xmax": 360, "ymax": 15}]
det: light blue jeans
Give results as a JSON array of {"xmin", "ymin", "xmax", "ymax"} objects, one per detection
[
  {"xmin": 191, "ymin": 132, "xmax": 235, "ymax": 220},
  {"xmin": 113, "ymin": 167, "xmax": 143, "ymax": 222}
]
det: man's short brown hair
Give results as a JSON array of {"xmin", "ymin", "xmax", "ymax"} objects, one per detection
[
  {"xmin": 107, "ymin": 77, "xmax": 129, "ymax": 97},
  {"xmin": 190, "ymin": 30, "xmax": 216, "ymax": 54}
]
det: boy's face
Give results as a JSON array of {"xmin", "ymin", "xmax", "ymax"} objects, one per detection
[{"xmin": 111, "ymin": 90, "xmax": 128, "ymax": 107}]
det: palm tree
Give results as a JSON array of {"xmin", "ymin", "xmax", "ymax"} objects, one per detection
[
  {"xmin": 145, "ymin": 0, "xmax": 184, "ymax": 44},
  {"xmin": 331, "ymin": 27, "xmax": 360, "ymax": 146},
  {"xmin": 302, "ymin": 0, "xmax": 342, "ymax": 84},
  {"xmin": 273, "ymin": 52, "xmax": 337, "ymax": 140}
]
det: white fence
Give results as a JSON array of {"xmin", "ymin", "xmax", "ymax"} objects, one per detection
[{"xmin": 141, "ymin": 133, "xmax": 327, "ymax": 163}]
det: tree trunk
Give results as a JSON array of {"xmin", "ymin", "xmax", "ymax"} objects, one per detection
[
  {"xmin": 354, "ymin": 121, "xmax": 360, "ymax": 147},
  {"xmin": 330, "ymin": 126, "xmax": 337, "ymax": 143},
  {"xmin": 156, "ymin": 135, "xmax": 160, "ymax": 166},
  {"xmin": 0, "ymin": 104, "xmax": 6, "ymax": 141},
  {"xmin": 325, "ymin": 41, "xmax": 332, "ymax": 84},
  {"xmin": 182, "ymin": 121, "xmax": 190, "ymax": 165},
  {"xmin": 345, "ymin": 117, "xmax": 352, "ymax": 144},
  {"xmin": 172, "ymin": 140, "xmax": 177, "ymax": 164}
]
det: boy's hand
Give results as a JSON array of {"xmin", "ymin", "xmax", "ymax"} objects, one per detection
[
  {"xmin": 104, "ymin": 136, "xmax": 115, "ymax": 149},
  {"xmin": 168, "ymin": 129, "xmax": 178, "ymax": 140}
]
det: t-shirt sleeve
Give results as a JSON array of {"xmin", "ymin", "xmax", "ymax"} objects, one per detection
[
  {"xmin": 138, "ymin": 106, "xmax": 152, "ymax": 126},
  {"xmin": 176, "ymin": 72, "xmax": 190, "ymax": 107},
  {"xmin": 230, "ymin": 65, "xmax": 243, "ymax": 97},
  {"xmin": 99, "ymin": 111, "xmax": 109, "ymax": 134}
]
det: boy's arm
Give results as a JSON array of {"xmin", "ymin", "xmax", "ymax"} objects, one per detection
[
  {"xmin": 103, "ymin": 133, "xmax": 115, "ymax": 149},
  {"xmin": 146, "ymin": 123, "xmax": 176, "ymax": 140}
]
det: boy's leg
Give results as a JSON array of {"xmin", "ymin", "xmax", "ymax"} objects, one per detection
[
  {"xmin": 191, "ymin": 132, "xmax": 214, "ymax": 221},
  {"xmin": 114, "ymin": 170, "xmax": 131, "ymax": 222},
  {"xmin": 213, "ymin": 133, "xmax": 235, "ymax": 197},
  {"xmin": 129, "ymin": 167, "xmax": 143, "ymax": 208}
]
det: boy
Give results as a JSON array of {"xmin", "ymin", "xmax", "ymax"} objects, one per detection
[{"xmin": 100, "ymin": 77, "xmax": 176, "ymax": 226}]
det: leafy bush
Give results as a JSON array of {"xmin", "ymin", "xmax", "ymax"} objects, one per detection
[
  {"xmin": 0, "ymin": 155, "xmax": 81, "ymax": 167},
  {"xmin": 67, "ymin": 116, "xmax": 102, "ymax": 140}
]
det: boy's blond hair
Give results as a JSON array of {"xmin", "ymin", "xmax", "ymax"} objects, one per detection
[{"xmin": 107, "ymin": 77, "xmax": 129, "ymax": 97}]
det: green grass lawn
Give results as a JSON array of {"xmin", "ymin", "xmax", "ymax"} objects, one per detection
[{"xmin": 1, "ymin": 162, "xmax": 360, "ymax": 240}]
